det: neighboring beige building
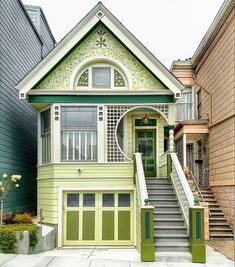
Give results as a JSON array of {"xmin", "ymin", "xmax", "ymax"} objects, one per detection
[{"xmin": 171, "ymin": 0, "xmax": 234, "ymax": 236}]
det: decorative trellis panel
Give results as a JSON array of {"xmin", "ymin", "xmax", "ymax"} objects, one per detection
[{"xmin": 106, "ymin": 105, "xmax": 169, "ymax": 162}]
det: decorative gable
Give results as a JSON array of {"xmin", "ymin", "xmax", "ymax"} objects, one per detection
[{"xmin": 36, "ymin": 25, "xmax": 166, "ymax": 91}]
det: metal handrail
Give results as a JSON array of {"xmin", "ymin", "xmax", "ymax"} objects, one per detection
[{"xmin": 188, "ymin": 170, "xmax": 211, "ymax": 216}]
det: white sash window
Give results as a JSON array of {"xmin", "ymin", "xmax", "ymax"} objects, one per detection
[
  {"xmin": 177, "ymin": 87, "xmax": 193, "ymax": 121},
  {"xmin": 61, "ymin": 107, "xmax": 97, "ymax": 161}
]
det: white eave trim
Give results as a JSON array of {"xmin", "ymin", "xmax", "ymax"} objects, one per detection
[
  {"xmin": 191, "ymin": 0, "xmax": 234, "ymax": 66},
  {"xmin": 27, "ymin": 89, "xmax": 174, "ymax": 96},
  {"xmin": 16, "ymin": 3, "xmax": 183, "ymax": 97}
]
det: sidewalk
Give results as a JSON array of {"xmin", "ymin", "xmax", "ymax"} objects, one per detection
[{"xmin": 0, "ymin": 245, "xmax": 234, "ymax": 267}]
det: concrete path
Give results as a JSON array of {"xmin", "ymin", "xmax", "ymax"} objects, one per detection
[{"xmin": 0, "ymin": 245, "xmax": 234, "ymax": 267}]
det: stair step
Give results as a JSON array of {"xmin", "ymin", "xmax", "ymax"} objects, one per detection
[
  {"xmin": 210, "ymin": 228, "xmax": 233, "ymax": 232},
  {"xmin": 154, "ymin": 212, "xmax": 182, "ymax": 219},
  {"xmin": 148, "ymin": 189, "xmax": 174, "ymax": 193},
  {"xmin": 154, "ymin": 218, "xmax": 185, "ymax": 226},
  {"xmin": 155, "ymin": 242, "xmax": 189, "ymax": 252},
  {"xmin": 209, "ymin": 217, "xmax": 227, "ymax": 221},
  {"xmin": 154, "ymin": 206, "xmax": 180, "ymax": 212},
  {"xmin": 154, "ymin": 211, "xmax": 182, "ymax": 215},
  {"xmin": 210, "ymin": 212, "xmax": 224, "ymax": 216},
  {"xmin": 155, "ymin": 233, "xmax": 188, "ymax": 238},
  {"xmin": 210, "ymin": 222, "xmax": 230, "ymax": 226},
  {"xmin": 204, "ymin": 199, "xmax": 218, "ymax": 202},
  {"xmin": 150, "ymin": 199, "xmax": 178, "ymax": 204},
  {"xmin": 210, "ymin": 233, "xmax": 234, "ymax": 237},
  {"xmin": 209, "ymin": 208, "xmax": 223, "ymax": 211},
  {"xmin": 149, "ymin": 194, "xmax": 176, "ymax": 200}
]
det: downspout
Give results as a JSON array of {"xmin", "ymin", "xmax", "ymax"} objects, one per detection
[{"xmin": 192, "ymin": 75, "xmax": 212, "ymax": 125}]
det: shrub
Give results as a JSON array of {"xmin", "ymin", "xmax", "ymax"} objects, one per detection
[
  {"xmin": 13, "ymin": 213, "xmax": 33, "ymax": 224},
  {"xmin": 0, "ymin": 224, "xmax": 39, "ymax": 253}
]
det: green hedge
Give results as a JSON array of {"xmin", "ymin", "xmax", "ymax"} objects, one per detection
[{"xmin": 0, "ymin": 224, "xmax": 39, "ymax": 253}]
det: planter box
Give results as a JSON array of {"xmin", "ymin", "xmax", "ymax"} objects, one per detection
[{"xmin": 15, "ymin": 225, "xmax": 55, "ymax": 254}]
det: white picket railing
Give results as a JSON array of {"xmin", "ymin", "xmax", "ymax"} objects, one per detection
[
  {"xmin": 134, "ymin": 152, "xmax": 153, "ymax": 208},
  {"xmin": 170, "ymin": 152, "xmax": 194, "ymax": 230}
]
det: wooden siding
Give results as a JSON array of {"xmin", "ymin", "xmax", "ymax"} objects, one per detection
[
  {"xmin": 0, "ymin": 0, "xmax": 54, "ymax": 212},
  {"xmin": 196, "ymin": 10, "xmax": 235, "ymax": 187},
  {"xmin": 209, "ymin": 116, "xmax": 235, "ymax": 186},
  {"xmin": 38, "ymin": 163, "xmax": 134, "ymax": 224},
  {"xmin": 25, "ymin": 5, "xmax": 55, "ymax": 56},
  {"xmin": 175, "ymin": 137, "xmax": 183, "ymax": 167}
]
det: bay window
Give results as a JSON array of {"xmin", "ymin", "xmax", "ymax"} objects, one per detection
[{"xmin": 61, "ymin": 106, "xmax": 97, "ymax": 161}]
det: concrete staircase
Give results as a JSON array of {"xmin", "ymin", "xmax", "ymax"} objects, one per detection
[
  {"xmin": 146, "ymin": 177, "xmax": 189, "ymax": 252},
  {"xmin": 200, "ymin": 188, "xmax": 234, "ymax": 240}
]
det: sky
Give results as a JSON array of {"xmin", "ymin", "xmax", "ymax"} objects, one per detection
[{"xmin": 22, "ymin": 0, "xmax": 225, "ymax": 68}]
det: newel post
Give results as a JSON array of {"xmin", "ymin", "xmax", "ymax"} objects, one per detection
[
  {"xmin": 167, "ymin": 130, "xmax": 174, "ymax": 181},
  {"xmin": 140, "ymin": 207, "xmax": 155, "ymax": 262},
  {"xmin": 189, "ymin": 206, "xmax": 206, "ymax": 263}
]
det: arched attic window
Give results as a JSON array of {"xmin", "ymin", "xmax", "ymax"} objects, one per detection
[{"xmin": 76, "ymin": 63, "xmax": 128, "ymax": 89}]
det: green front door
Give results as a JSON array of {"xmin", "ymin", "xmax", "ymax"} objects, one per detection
[{"xmin": 136, "ymin": 130, "xmax": 156, "ymax": 177}]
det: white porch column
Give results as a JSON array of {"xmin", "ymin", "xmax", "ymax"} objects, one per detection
[{"xmin": 183, "ymin": 133, "xmax": 187, "ymax": 167}]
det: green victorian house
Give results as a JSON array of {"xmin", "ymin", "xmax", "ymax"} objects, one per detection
[{"xmin": 16, "ymin": 3, "xmax": 206, "ymax": 262}]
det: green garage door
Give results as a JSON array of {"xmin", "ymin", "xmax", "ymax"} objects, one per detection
[{"xmin": 63, "ymin": 191, "xmax": 134, "ymax": 246}]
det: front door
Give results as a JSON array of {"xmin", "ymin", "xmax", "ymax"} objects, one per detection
[{"xmin": 136, "ymin": 129, "xmax": 156, "ymax": 177}]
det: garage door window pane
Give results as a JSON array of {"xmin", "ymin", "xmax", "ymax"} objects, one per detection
[
  {"xmin": 103, "ymin": 193, "xmax": 114, "ymax": 207},
  {"xmin": 83, "ymin": 194, "xmax": 95, "ymax": 207},
  {"xmin": 67, "ymin": 194, "xmax": 79, "ymax": 207},
  {"xmin": 118, "ymin": 193, "xmax": 130, "ymax": 207}
]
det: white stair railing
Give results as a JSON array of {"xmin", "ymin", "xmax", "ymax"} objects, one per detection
[
  {"xmin": 168, "ymin": 130, "xmax": 194, "ymax": 231},
  {"xmin": 171, "ymin": 153, "xmax": 194, "ymax": 229},
  {"xmin": 133, "ymin": 152, "xmax": 155, "ymax": 261},
  {"xmin": 134, "ymin": 153, "xmax": 152, "ymax": 207}
]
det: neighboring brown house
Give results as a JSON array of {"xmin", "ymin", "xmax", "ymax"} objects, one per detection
[{"xmin": 171, "ymin": 0, "xmax": 234, "ymax": 238}]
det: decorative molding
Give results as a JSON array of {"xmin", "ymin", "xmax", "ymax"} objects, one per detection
[{"xmin": 36, "ymin": 25, "xmax": 166, "ymax": 91}]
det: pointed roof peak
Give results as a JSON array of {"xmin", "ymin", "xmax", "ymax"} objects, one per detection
[{"xmin": 16, "ymin": 2, "xmax": 184, "ymax": 96}]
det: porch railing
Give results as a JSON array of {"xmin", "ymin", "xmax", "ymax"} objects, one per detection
[
  {"xmin": 165, "ymin": 130, "xmax": 206, "ymax": 263},
  {"xmin": 133, "ymin": 152, "xmax": 155, "ymax": 262},
  {"xmin": 170, "ymin": 152, "xmax": 194, "ymax": 230}
]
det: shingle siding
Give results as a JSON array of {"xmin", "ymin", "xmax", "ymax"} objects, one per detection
[{"xmin": 0, "ymin": 0, "xmax": 55, "ymax": 213}]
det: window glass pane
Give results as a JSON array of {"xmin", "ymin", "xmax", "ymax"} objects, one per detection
[
  {"xmin": 83, "ymin": 194, "xmax": 95, "ymax": 207},
  {"xmin": 77, "ymin": 69, "xmax": 89, "ymax": 86},
  {"xmin": 61, "ymin": 107, "xmax": 97, "ymax": 131},
  {"xmin": 61, "ymin": 107, "xmax": 97, "ymax": 162},
  {"xmin": 92, "ymin": 67, "xmax": 111, "ymax": 88},
  {"xmin": 87, "ymin": 133, "xmax": 91, "ymax": 159},
  {"xmin": 68, "ymin": 133, "xmax": 73, "ymax": 160},
  {"xmin": 75, "ymin": 133, "xmax": 80, "ymax": 160},
  {"xmin": 103, "ymin": 193, "xmax": 114, "ymax": 207},
  {"xmin": 118, "ymin": 194, "xmax": 130, "ymax": 207},
  {"xmin": 114, "ymin": 69, "xmax": 125, "ymax": 87},
  {"xmin": 41, "ymin": 109, "xmax": 51, "ymax": 134},
  {"xmin": 81, "ymin": 133, "xmax": 85, "ymax": 160},
  {"xmin": 61, "ymin": 133, "xmax": 67, "ymax": 160},
  {"xmin": 67, "ymin": 193, "xmax": 79, "ymax": 207}
]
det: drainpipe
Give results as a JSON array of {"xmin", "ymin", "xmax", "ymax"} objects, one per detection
[{"xmin": 192, "ymin": 75, "xmax": 212, "ymax": 125}]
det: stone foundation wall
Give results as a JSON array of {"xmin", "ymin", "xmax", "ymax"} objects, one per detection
[{"xmin": 211, "ymin": 185, "xmax": 234, "ymax": 232}]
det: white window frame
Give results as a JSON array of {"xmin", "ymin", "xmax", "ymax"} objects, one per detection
[
  {"xmin": 60, "ymin": 106, "xmax": 98, "ymax": 162},
  {"xmin": 176, "ymin": 86, "xmax": 194, "ymax": 121},
  {"xmin": 40, "ymin": 108, "xmax": 51, "ymax": 164},
  {"xmin": 76, "ymin": 63, "xmax": 128, "ymax": 90}
]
